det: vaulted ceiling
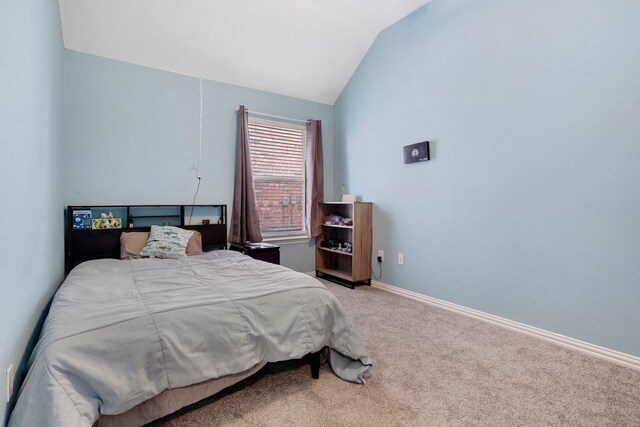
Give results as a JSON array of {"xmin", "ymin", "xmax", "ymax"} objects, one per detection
[{"xmin": 58, "ymin": 0, "xmax": 431, "ymax": 104}]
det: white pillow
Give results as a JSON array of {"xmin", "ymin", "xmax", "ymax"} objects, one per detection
[{"xmin": 139, "ymin": 226, "xmax": 194, "ymax": 259}]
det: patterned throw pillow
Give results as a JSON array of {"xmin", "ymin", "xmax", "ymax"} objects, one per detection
[{"xmin": 139, "ymin": 226, "xmax": 194, "ymax": 259}]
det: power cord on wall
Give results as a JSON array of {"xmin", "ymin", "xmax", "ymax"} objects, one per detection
[
  {"xmin": 188, "ymin": 175, "xmax": 201, "ymax": 225},
  {"xmin": 189, "ymin": 79, "xmax": 204, "ymax": 225},
  {"xmin": 372, "ymin": 255, "xmax": 382, "ymax": 281}
]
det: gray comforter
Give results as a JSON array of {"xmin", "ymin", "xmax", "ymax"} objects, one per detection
[{"xmin": 9, "ymin": 251, "xmax": 371, "ymax": 427}]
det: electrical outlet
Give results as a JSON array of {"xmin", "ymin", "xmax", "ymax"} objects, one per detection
[
  {"xmin": 6, "ymin": 364, "xmax": 14, "ymax": 403},
  {"xmin": 377, "ymin": 250, "xmax": 384, "ymax": 262},
  {"xmin": 398, "ymin": 253, "xmax": 404, "ymax": 265}
]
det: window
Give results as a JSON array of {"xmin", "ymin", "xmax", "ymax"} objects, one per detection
[{"xmin": 247, "ymin": 117, "xmax": 307, "ymax": 241}]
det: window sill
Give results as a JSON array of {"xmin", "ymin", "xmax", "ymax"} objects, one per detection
[{"xmin": 263, "ymin": 235, "xmax": 311, "ymax": 245}]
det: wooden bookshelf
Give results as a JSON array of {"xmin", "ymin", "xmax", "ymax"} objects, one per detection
[{"xmin": 315, "ymin": 201, "xmax": 372, "ymax": 288}]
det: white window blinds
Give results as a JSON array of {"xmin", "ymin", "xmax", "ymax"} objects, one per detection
[{"xmin": 247, "ymin": 118, "xmax": 307, "ymax": 237}]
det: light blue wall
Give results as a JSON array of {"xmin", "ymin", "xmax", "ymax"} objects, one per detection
[
  {"xmin": 0, "ymin": 0, "xmax": 65, "ymax": 422},
  {"xmin": 334, "ymin": 0, "xmax": 640, "ymax": 356},
  {"xmin": 64, "ymin": 51, "xmax": 333, "ymax": 272}
]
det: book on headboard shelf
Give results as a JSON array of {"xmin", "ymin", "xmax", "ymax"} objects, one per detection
[{"xmin": 72, "ymin": 210, "xmax": 92, "ymax": 230}]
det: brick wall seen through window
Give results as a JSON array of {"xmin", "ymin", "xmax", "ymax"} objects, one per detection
[{"xmin": 248, "ymin": 118, "xmax": 307, "ymax": 238}]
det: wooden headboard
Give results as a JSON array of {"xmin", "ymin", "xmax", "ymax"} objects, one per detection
[{"xmin": 65, "ymin": 204, "xmax": 227, "ymax": 274}]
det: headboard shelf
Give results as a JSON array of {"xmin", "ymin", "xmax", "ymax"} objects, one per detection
[
  {"xmin": 128, "ymin": 215, "xmax": 181, "ymax": 219},
  {"xmin": 65, "ymin": 204, "xmax": 227, "ymax": 273}
]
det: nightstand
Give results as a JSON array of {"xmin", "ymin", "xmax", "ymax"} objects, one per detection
[{"xmin": 229, "ymin": 242, "xmax": 280, "ymax": 265}]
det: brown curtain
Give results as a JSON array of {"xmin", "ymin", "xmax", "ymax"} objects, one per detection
[
  {"xmin": 229, "ymin": 105, "xmax": 263, "ymax": 244},
  {"xmin": 305, "ymin": 120, "xmax": 324, "ymax": 237}
]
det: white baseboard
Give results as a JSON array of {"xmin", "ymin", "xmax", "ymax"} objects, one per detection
[{"xmin": 367, "ymin": 280, "xmax": 640, "ymax": 371}]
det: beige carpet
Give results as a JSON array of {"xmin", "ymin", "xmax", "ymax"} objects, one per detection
[{"xmin": 149, "ymin": 281, "xmax": 640, "ymax": 426}]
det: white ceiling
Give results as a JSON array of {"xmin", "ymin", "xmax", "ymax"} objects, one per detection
[{"xmin": 58, "ymin": 0, "xmax": 431, "ymax": 104}]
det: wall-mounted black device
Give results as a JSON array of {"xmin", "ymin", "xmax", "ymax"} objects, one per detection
[{"xmin": 403, "ymin": 141, "xmax": 430, "ymax": 164}]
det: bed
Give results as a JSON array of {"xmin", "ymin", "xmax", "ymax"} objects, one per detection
[{"xmin": 8, "ymin": 208, "xmax": 372, "ymax": 427}]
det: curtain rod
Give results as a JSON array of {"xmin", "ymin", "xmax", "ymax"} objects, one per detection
[{"xmin": 236, "ymin": 108, "xmax": 310, "ymax": 124}]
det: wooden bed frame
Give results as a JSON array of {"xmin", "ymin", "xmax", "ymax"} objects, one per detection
[{"xmin": 64, "ymin": 204, "xmax": 321, "ymax": 425}]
